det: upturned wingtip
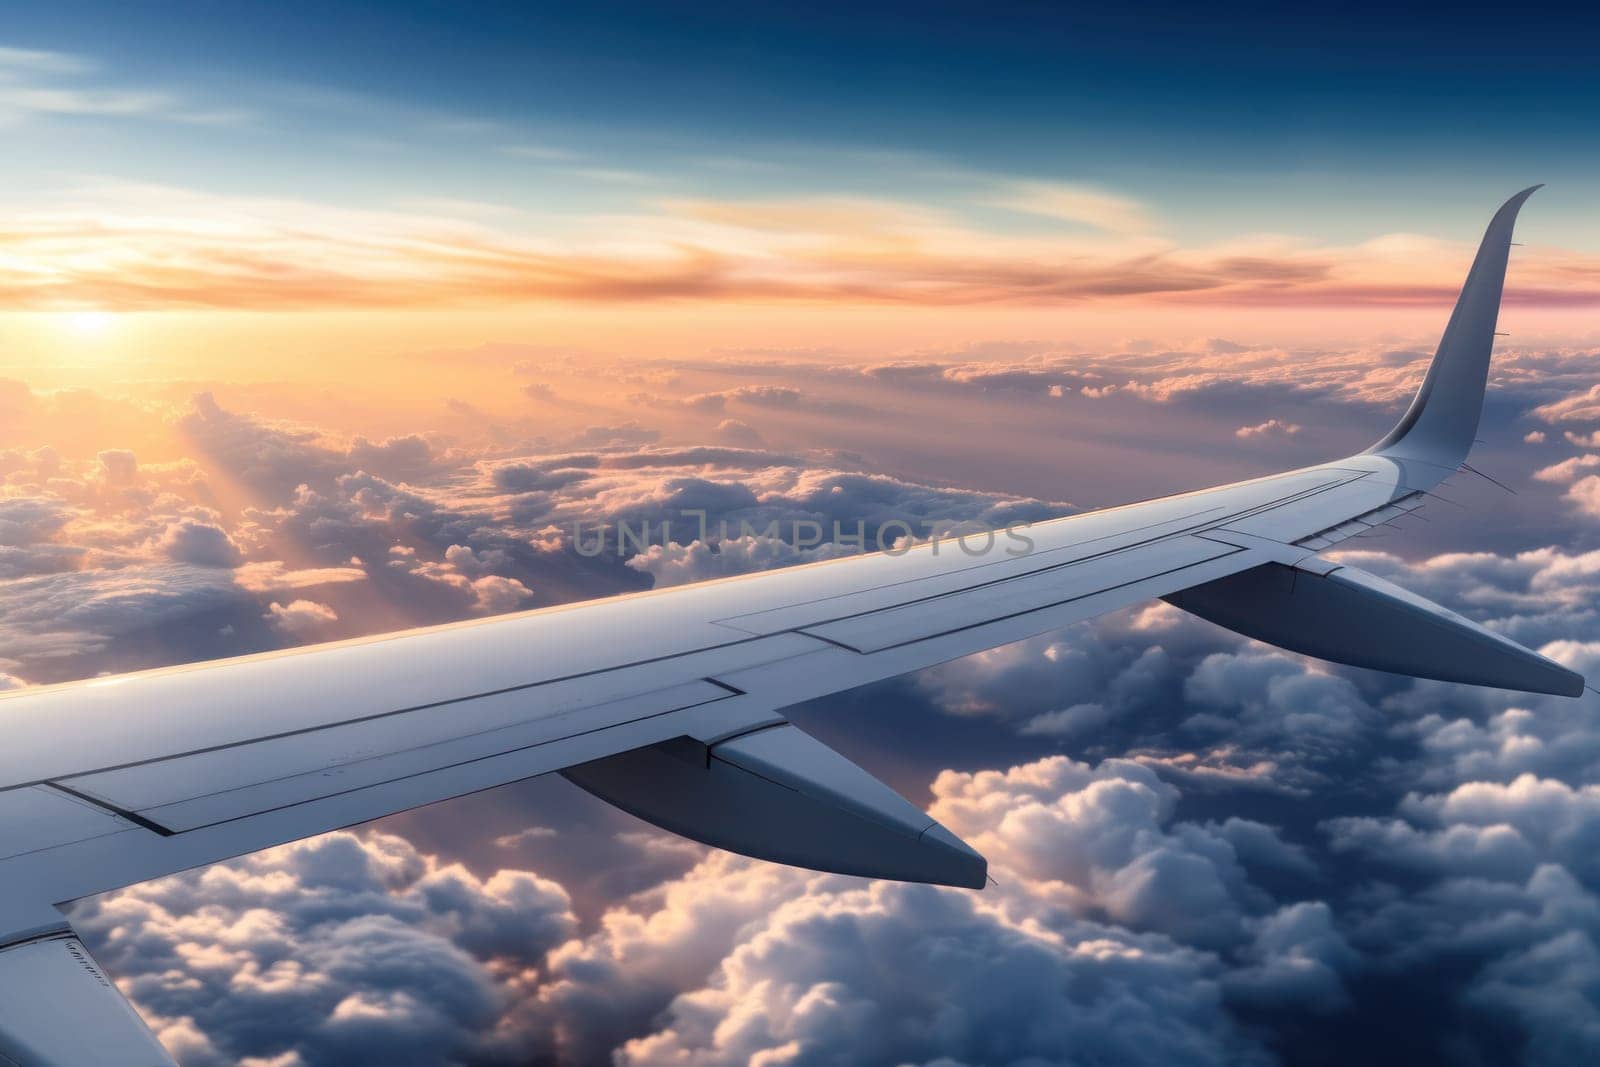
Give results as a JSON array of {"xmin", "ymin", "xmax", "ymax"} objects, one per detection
[{"xmin": 1504, "ymin": 184, "xmax": 1544, "ymax": 210}]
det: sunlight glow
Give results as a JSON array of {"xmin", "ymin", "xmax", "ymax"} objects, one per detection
[{"xmin": 62, "ymin": 310, "xmax": 116, "ymax": 336}]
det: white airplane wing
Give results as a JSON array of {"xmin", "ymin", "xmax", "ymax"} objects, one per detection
[{"xmin": 0, "ymin": 187, "xmax": 1579, "ymax": 1064}]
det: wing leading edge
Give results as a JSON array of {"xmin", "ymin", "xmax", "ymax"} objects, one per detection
[{"xmin": 0, "ymin": 188, "xmax": 1579, "ymax": 1065}]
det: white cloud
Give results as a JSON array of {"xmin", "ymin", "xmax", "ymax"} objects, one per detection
[
  {"xmin": 264, "ymin": 599, "xmax": 339, "ymax": 636},
  {"xmin": 1532, "ymin": 454, "xmax": 1600, "ymax": 483},
  {"xmin": 0, "ymin": 46, "xmax": 91, "ymax": 75},
  {"xmin": 988, "ymin": 180, "xmax": 1154, "ymax": 233},
  {"xmin": 72, "ymin": 831, "xmax": 576, "ymax": 1066},
  {"xmin": 1235, "ymin": 418, "xmax": 1302, "ymax": 440}
]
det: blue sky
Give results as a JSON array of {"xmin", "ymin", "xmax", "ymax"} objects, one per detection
[{"xmin": 5, "ymin": 2, "xmax": 1600, "ymax": 246}]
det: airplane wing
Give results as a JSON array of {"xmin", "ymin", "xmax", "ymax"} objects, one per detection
[{"xmin": 0, "ymin": 187, "xmax": 1579, "ymax": 1065}]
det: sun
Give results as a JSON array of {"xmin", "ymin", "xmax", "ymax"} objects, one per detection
[{"xmin": 64, "ymin": 310, "xmax": 116, "ymax": 336}]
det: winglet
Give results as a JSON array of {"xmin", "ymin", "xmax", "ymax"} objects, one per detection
[{"xmin": 1367, "ymin": 185, "xmax": 1542, "ymax": 469}]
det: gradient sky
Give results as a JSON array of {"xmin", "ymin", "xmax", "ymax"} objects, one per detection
[
  {"xmin": 4, "ymin": 2, "xmax": 1600, "ymax": 393},
  {"xmin": 6, "ymin": 7, "xmax": 1600, "ymax": 1066}
]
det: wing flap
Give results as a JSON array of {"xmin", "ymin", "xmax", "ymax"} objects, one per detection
[
  {"xmin": 0, "ymin": 932, "xmax": 173, "ymax": 1067},
  {"xmin": 563, "ymin": 723, "xmax": 987, "ymax": 888},
  {"xmin": 1166, "ymin": 558, "xmax": 1583, "ymax": 696}
]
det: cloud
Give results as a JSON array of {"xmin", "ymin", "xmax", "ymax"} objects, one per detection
[
  {"xmin": 0, "ymin": 563, "xmax": 252, "ymax": 675},
  {"xmin": 231, "ymin": 561, "xmax": 368, "ymax": 594},
  {"xmin": 494, "ymin": 827, "xmax": 558, "ymax": 849},
  {"xmin": 0, "ymin": 46, "xmax": 92, "ymax": 75},
  {"xmin": 264, "ymin": 599, "xmax": 340, "ymax": 636},
  {"xmin": 1019, "ymin": 700, "xmax": 1112, "ymax": 736},
  {"xmin": 615, "ymin": 879, "xmax": 1270, "ymax": 1067},
  {"xmin": 0, "ymin": 86, "xmax": 180, "ymax": 118},
  {"xmin": 0, "ymin": 49, "xmax": 241, "ymax": 127},
  {"xmin": 714, "ymin": 419, "xmax": 762, "ymax": 447},
  {"xmin": 97, "ymin": 448, "xmax": 138, "ymax": 485},
  {"xmin": 158, "ymin": 519, "xmax": 244, "ymax": 567},
  {"xmin": 466, "ymin": 574, "xmax": 533, "ymax": 613},
  {"xmin": 527, "ymin": 754, "xmax": 1328, "ymax": 1065},
  {"xmin": 1534, "ymin": 383, "xmax": 1600, "ymax": 425},
  {"xmin": 929, "ymin": 756, "xmax": 1289, "ymax": 946},
  {"xmin": 70, "ymin": 831, "xmax": 577, "ymax": 1067},
  {"xmin": 988, "ymin": 180, "xmax": 1154, "ymax": 233},
  {"xmin": 1235, "ymin": 418, "xmax": 1302, "ymax": 440},
  {"xmin": 1532, "ymin": 454, "xmax": 1600, "ymax": 483},
  {"xmin": 1221, "ymin": 902, "xmax": 1358, "ymax": 1013},
  {"xmin": 5, "ymin": 182, "xmax": 1599, "ymax": 311},
  {"xmin": 75, "ymin": 750, "xmax": 1353, "ymax": 1066},
  {"xmin": 1564, "ymin": 476, "xmax": 1600, "ymax": 518}
]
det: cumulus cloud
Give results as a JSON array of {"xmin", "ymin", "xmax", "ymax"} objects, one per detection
[
  {"xmin": 714, "ymin": 418, "xmax": 762, "ymax": 447},
  {"xmin": 1564, "ymin": 476, "xmax": 1600, "ymax": 518},
  {"xmin": 467, "ymin": 574, "xmax": 534, "ymax": 614},
  {"xmin": 80, "ymin": 752, "xmax": 1357, "ymax": 1066},
  {"xmin": 614, "ymin": 878, "xmax": 1270, "ymax": 1067},
  {"xmin": 1235, "ymin": 418, "xmax": 1302, "ymax": 439},
  {"xmin": 1532, "ymin": 454, "xmax": 1600, "ymax": 483},
  {"xmin": 157, "ymin": 519, "xmax": 244, "ymax": 567},
  {"xmin": 71, "ymin": 831, "xmax": 576, "ymax": 1067},
  {"xmin": 97, "ymin": 448, "xmax": 138, "ymax": 485},
  {"xmin": 929, "ymin": 756, "xmax": 1287, "ymax": 946},
  {"xmin": 264, "ymin": 599, "xmax": 339, "ymax": 636}
]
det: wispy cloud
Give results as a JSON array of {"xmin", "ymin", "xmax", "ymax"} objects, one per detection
[
  {"xmin": 0, "ymin": 45, "xmax": 92, "ymax": 75},
  {"xmin": 0, "ymin": 44, "xmax": 247, "ymax": 127},
  {"xmin": 1, "ymin": 181, "xmax": 1597, "ymax": 312},
  {"xmin": 0, "ymin": 86, "xmax": 177, "ymax": 117},
  {"xmin": 989, "ymin": 180, "xmax": 1154, "ymax": 233}
]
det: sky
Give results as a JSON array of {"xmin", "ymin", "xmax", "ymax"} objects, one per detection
[{"xmin": 4, "ymin": 3, "xmax": 1600, "ymax": 1065}]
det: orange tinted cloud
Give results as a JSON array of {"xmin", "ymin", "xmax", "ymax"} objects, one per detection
[{"xmin": 2, "ymin": 183, "xmax": 1597, "ymax": 312}]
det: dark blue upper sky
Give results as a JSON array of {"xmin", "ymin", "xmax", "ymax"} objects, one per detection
[{"xmin": 11, "ymin": 0, "xmax": 1600, "ymax": 172}]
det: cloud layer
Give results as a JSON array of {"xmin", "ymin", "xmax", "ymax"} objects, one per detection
[{"xmin": 5, "ymin": 327, "xmax": 1600, "ymax": 1064}]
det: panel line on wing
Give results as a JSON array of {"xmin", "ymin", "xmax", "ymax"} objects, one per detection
[
  {"xmin": 61, "ymin": 677, "xmax": 756, "ymax": 826},
  {"xmin": 717, "ymin": 475, "xmax": 1354, "ymax": 639},
  {"xmin": 3, "ymin": 632, "xmax": 814, "ymax": 793},
  {"xmin": 46, "ymin": 784, "xmax": 175, "ymax": 837},
  {"xmin": 803, "ymin": 542, "xmax": 1248, "ymax": 654},
  {"xmin": 106, "ymin": 684, "xmax": 747, "ymax": 834}
]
